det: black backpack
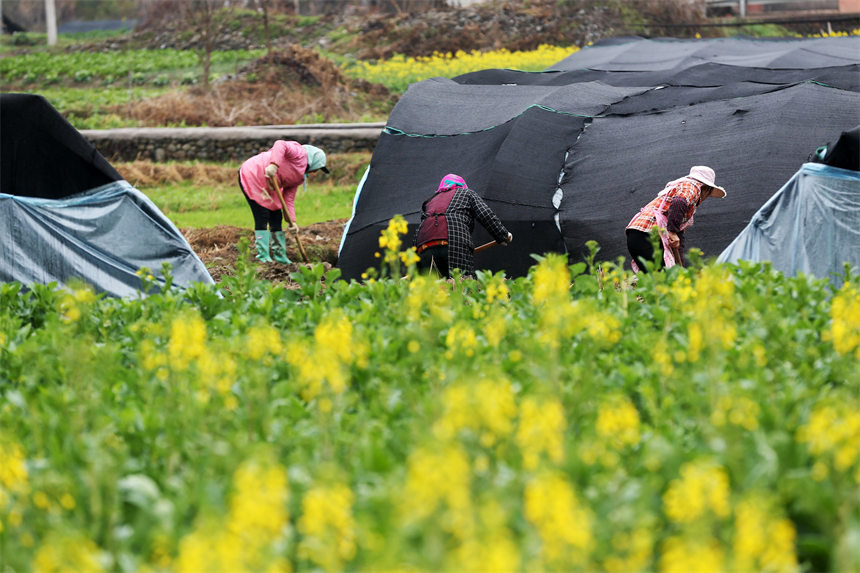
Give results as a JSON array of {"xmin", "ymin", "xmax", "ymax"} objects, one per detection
[{"xmin": 415, "ymin": 189, "xmax": 456, "ymax": 247}]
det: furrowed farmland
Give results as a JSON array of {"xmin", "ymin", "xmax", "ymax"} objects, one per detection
[{"xmin": 1, "ymin": 233, "xmax": 859, "ymax": 570}]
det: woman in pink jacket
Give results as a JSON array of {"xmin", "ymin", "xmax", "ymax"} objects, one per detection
[{"xmin": 238, "ymin": 141, "xmax": 329, "ymax": 263}]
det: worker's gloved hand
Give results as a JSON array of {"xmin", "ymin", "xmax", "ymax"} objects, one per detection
[
  {"xmin": 668, "ymin": 231, "xmax": 680, "ymax": 248},
  {"xmin": 504, "ymin": 232, "xmax": 513, "ymax": 245},
  {"xmin": 289, "ymin": 224, "xmax": 300, "ymax": 235},
  {"xmin": 264, "ymin": 163, "xmax": 278, "ymax": 178}
]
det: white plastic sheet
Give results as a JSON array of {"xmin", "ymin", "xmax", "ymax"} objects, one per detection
[
  {"xmin": 718, "ymin": 163, "xmax": 860, "ymax": 285},
  {"xmin": 1, "ymin": 181, "xmax": 214, "ymax": 297}
]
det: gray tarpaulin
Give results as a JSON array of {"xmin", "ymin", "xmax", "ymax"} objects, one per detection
[
  {"xmin": 0, "ymin": 181, "xmax": 214, "ymax": 297},
  {"xmin": 717, "ymin": 163, "xmax": 860, "ymax": 285}
]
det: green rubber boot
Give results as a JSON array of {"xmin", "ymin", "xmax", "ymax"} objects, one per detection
[
  {"xmin": 254, "ymin": 230, "xmax": 273, "ymax": 263},
  {"xmin": 271, "ymin": 230, "xmax": 292, "ymax": 264}
]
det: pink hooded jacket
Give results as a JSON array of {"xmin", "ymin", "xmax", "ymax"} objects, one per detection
[{"xmin": 239, "ymin": 140, "xmax": 308, "ymax": 223}]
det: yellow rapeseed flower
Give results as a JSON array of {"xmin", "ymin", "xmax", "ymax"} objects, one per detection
[
  {"xmin": 175, "ymin": 455, "xmax": 290, "ymax": 573},
  {"xmin": 32, "ymin": 532, "xmax": 104, "ymax": 573},
  {"xmin": 0, "ymin": 441, "xmax": 28, "ymax": 495},
  {"xmin": 663, "ymin": 459, "xmax": 731, "ymax": 523},
  {"xmin": 344, "ymin": 45, "xmax": 579, "ymax": 92},
  {"xmin": 445, "ymin": 321, "xmax": 479, "ymax": 358},
  {"xmin": 286, "ymin": 310, "xmax": 365, "ymax": 402},
  {"xmin": 659, "ymin": 534, "xmax": 724, "ymax": 573},
  {"xmin": 516, "ymin": 396, "xmax": 565, "ymax": 470},
  {"xmin": 824, "ymin": 282, "xmax": 860, "ymax": 357},
  {"xmin": 377, "ymin": 214, "xmax": 409, "ymax": 265},
  {"xmin": 524, "ymin": 472, "xmax": 594, "ymax": 567},
  {"xmin": 797, "ymin": 400, "xmax": 860, "ymax": 480},
  {"xmin": 297, "ymin": 483, "xmax": 357, "ymax": 572},
  {"xmin": 451, "ymin": 501, "xmax": 520, "ymax": 572},
  {"xmin": 400, "ymin": 442, "xmax": 473, "ymax": 539},
  {"xmin": 433, "ymin": 376, "xmax": 517, "ymax": 445},
  {"xmin": 531, "ymin": 254, "xmax": 570, "ymax": 305},
  {"xmin": 483, "ymin": 310, "xmax": 508, "ymax": 348},
  {"xmin": 732, "ymin": 493, "xmax": 798, "ymax": 573},
  {"xmin": 596, "ymin": 394, "xmax": 642, "ymax": 449},
  {"xmin": 246, "ymin": 323, "xmax": 281, "ymax": 361},
  {"xmin": 168, "ymin": 311, "xmax": 207, "ymax": 371},
  {"xmin": 484, "ymin": 275, "xmax": 510, "ymax": 303},
  {"xmin": 604, "ymin": 526, "xmax": 654, "ymax": 573}
]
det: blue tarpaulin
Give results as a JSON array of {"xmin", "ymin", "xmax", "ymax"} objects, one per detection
[
  {"xmin": 0, "ymin": 181, "xmax": 214, "ymax": 297},
  {"xmin": 1, "ymin": 93, "xmax": 214, "ymax": 297},
  {"xmin": 717, "ymin": 163, "xmax": 860, "ymax": 285}
]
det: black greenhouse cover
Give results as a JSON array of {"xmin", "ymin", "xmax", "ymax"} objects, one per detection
[{"xmin": 337, "ymin": 36, "xmax": 860, "ymax": 280}]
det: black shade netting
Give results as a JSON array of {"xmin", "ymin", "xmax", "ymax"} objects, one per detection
[
  {"xmin": 560, "ymin": 82, "xmax": 860, "ymax": 264},
  {"xmin": 1, "ymin": 93, "xmax": 122, "ymax": 199},
  {"xmin": 337, "ymin": 107, "xmax": 584, "ymax": 280}
]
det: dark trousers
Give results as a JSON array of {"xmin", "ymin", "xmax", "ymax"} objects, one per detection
[
  {"xmin": 238, "ymin": 172, "xmax": 282, "ymax": 231},
  {"xmin": 417, "ymin": 245, "xmax": 449, "ymax": 277},
  {"xmin": 626, "ymin": 228, "xmax": 664, "ymax": 273}
]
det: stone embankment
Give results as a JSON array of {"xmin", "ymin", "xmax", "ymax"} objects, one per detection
[{"xmin": 82, "ymin": 123, "xmax": 385, "ymax": 163}]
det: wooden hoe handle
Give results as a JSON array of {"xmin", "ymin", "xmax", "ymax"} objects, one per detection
[
  {"xmin": 473, "ymin": 240, "xmax": 499, "ymax": 254},
  {"xmin": 271, "ymin": 178, "xmax": 309, "ymax": 263}
]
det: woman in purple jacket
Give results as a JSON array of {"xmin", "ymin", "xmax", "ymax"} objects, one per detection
[{"xmin": 414, "ymin": 173, "xmax": 512, "ymax": 277}]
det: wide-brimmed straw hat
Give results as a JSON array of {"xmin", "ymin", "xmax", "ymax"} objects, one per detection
[{"xmin": 687, "ymin": 166, "xmax": 726, "ymax": 198}]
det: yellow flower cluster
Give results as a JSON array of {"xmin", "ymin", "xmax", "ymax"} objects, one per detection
[
  {"xmin": 297, "ymin": 483, "xmax": 357, "ymax": 572},
  {"xmin": 482, "ymin": 310, "xmax": 508, "ymax": 348},
  {"xmin": 668, "ymin": 267, "xmax": 737, "ymax": 362},
  {"xmin": 346, "ymin": 45, "xmax": 579, "ymax": 92},
  {"xmin": 57, "ymin": 285, "xmax": 97, "ymax": 324},
  {"xmin": 604, "ymin": 526, "xmax": 654, "ymax": 573},
  {"xmin": 802, "ymin": 28, "xmax": 860, "ymax": 37},
  {"xmin": 287, "ymin": 310, "xmax": 367, "ymax": 405},
  {"xmin": 452, "ymin": 521, "xmax": 520, "ymax": 573},
  {"xmin": 484, "ymin": 275, "xmax": 510, "ymax": 304},
  {"xmin": 596, "ymin": 394, "xmax": 642, "ymax": 449},
  {"xmin": 175, "ymin": 456, "xmax": 290, "ymax": 572},
  {"xmin": 160, "ymin": 312, "xmax": 237, "ymax": 405},
  {"xmin": 445, "ymin": 321, "xmax": 478, "ymax": 358},
  {"xmin": 406, "ymin": 274, "xmax": 453, "ymax": 322},
  {"xmin": 710, "ymin": 394, "xmax": 760, "ymax": 432},
  {"xmin": 582, "ymin": 306, "xmax": 622, "ymax": 346},
  {"xmin": 796, "ymin": 400, "xmax": 860, "ymax": 483},
  {"xmin": 531, "ymin": 254, "xmax": 571, "ymax": 305},
  {"xmin": 663, "ymin": 459, "xmax": 730, "ymax": 523},
  {"xmin": 0, "ymin": 440, "xmax": 29, "ymax": 533},
  {"xmin": 246, "ymin": 323, "xmax": 281, "ymax": 362},
  {"xmin": 524, "ymin": 472, "xmax": 594, "ymax": 567},
  {"xmin": 825, "ymin": 282, "xmax": 860, "ymax": 357},
  {"xmin": 515, "ymin": 396, "xmax": 565, "ymax": 470},
  {"xmin": 659, "ymin": 534, "xmax": 725, "ymax": 573},
  {"xmin": 433, "ymin": 376, "xmax": 517, "ymax": 446},
  {"xmin": 732, "ymin": 494, "xmax": 798, "ymax": 573},
  {"xmin": 400, "ymin": 443, "xmax": 473, "ymax": 539},
  {"xmin": 377, "ymin": 214, "xmax": 409, "ymax": 265},
  {"xmin": 0, "ymin": 440, "xmax": 28, "ymax": 495},
  {"xmin": 168, "ymin": 312, "xmax": 208, "ymax": 371},
  {"xmin": 32, "ymin": 532, "xmax": 104, "ymax": 573}
]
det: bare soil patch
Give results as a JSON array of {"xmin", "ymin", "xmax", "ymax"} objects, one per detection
[{"xmin": 181, "ymin": 219, "xmax": 347, "ymax": 287}]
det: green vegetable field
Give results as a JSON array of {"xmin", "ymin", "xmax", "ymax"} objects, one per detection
[{"xmin": 1, "ymin": 227, "xmax": 858, "ymax": 571}]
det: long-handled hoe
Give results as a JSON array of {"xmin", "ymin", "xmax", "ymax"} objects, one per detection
[
  {"xmin": 474, "ymin": 240, "xmax": 499, "ymax": 254},
  {"xmin": 270, "ymin": 178, "xmax": 310, "ymax": 263}
]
